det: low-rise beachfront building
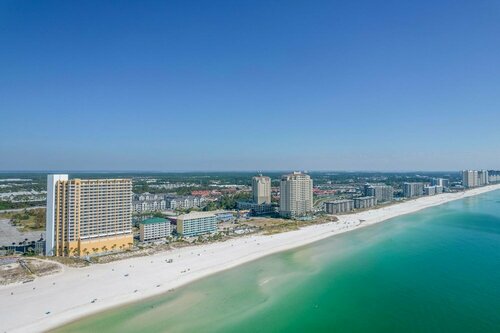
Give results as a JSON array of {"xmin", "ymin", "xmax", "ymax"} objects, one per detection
[
  {"xmin": 354, "ymin": 196, "xmax": 377, "ymax": 209},
  {"xmin": 324, "ymin": 200, "xmax": 354, "ymax": 214},
  {"xmin": 215, "ymin": 212, "xmax": 234, "ymax": 222},
  {"xmin": 424, "ymin": 185, "xmax": 443, "ymax": 196},
  {"xmin": 237, "ymin": 201, "xmax": 274, "ymax": 215},
  {"xmin": 139, "ymin": 217, "xmax": 172, "ymax": 242},
  {"xmin": 169, "ymin": 212, "xmax": 217, "ymax": 237}
]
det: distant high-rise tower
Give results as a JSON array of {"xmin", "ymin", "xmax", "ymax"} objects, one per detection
[
  {"xmin": 45, "ymin": 175, "xmax": 133, "ymax": 257},
  {"xmin": 462, "ymin": 170, "xmax": 476, "ymax": 188},
  {"xmin": 403, "ymin": 182, "xmax": 424, "ymax": 198},
  {"xmin": 279, "ymin": 172, "xmax": 313, "ymax": 218},
  {"xmin": 478, "ymin": 170, "xmax": 489, "ymax": 186},
  {"xmin": 431, "ymin": 178, "xmax": 449, "ymax": 188},
  {"xmin": 462, "ymin": 170, "xmax": 488, "ymax": 188},
  {"xmin": 488, "ymin": 170, "xmax": 500, "ymax": 183},
  {"xmin": 252, "ymin": 175, "xmax": 271, "ymax": 205},
  {"xmin": 363, "ymin": 184, "xmax": 394, "ymax": 202}
]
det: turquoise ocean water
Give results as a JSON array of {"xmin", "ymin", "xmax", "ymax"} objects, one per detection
[{"xmin": 53, "ymin": 190, "xmax": 500, "ymax": 333}]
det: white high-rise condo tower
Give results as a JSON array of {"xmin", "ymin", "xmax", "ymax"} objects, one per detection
[
  {"xmin": 45, "ymin": 174, "xmax": 68, "ymax": 256},
  {"xmin": 252, "ymin": 175, "xmax": 271, "ymax": 205},
  {"xmin": 462, "ymin": 170, "xmax": 489, "ymax": 188},
  {"xmin": 279, "ymin": 172, "xmax": 313, "ymax": 218}
]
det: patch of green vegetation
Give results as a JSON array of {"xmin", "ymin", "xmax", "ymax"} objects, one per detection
[
  {"xmin": 0, "ymin": 209, "xmax": 46, "ymax": 231},
  {"xmin": 47, "ymin": 256, "xmax": 90, "ymax": 267},
  {"xmin": 203, "ymin": 192, "xmax": 252, "ymax": 211},
  {"xmin": 0, "ymin": 201, "xmax": 44, "ymax": 210},
  {"xmin": 244, "ymin": 215, "xmax": 338, "ymax": 235}
]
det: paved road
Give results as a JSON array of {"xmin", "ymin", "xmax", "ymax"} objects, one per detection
[
  {"xmin": 0, "ymin": 206, "xmax": 45, "ymax": 213},
  {"xmin": 0, "ymin": 219, "xmax": 44, "ymax": 246}
]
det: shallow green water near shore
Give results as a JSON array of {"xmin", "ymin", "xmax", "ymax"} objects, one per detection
[{"xmin": 54, "ymin": 191, "xmax": 500, "ymax": 333}]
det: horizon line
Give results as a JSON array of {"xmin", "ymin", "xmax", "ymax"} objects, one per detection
[{"xmin": 0, "ymin": 169, "xmax": 467, "ymax": 174}]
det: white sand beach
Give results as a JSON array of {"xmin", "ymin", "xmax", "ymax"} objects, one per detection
[{"xmin": 1, "ymin": 184, "xmax": 499, "ymax": 333}]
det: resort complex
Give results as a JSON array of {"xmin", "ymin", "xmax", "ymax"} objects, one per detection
[
  {"xmin": 169, "ymin": 212, "xmax": 218, "ymax": 237},
  {"xmin": 139, "ymin": 217, "xmax": 172, "ymax": 242},
  {"xmin": 1, "ymin": 169, "xmax": 498, "ymax": 259},
  {"xmin": 3, "ymin": 173, "xmax": 500, "ymax": 333}
]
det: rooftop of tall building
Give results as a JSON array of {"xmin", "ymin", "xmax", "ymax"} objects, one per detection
[
  {"xmin": 140, "ymin": 217, "xmax": 169, "ymax": 225},
  {"xmin": 282, "ymin": 171, "xmax": 310, "ymax": 179},
  {"xmin": 169, "ymin": 211, "xmax": 217, "ymax": 220}
]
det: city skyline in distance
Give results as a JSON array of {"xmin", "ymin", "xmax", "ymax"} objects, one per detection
[
  {"xmin": 1, "ymin": 1, "xmax": 500, "ymax": 171},
  {"xmin": 0, "ymin": 169, "xmax": 488, "ymax": 175}
]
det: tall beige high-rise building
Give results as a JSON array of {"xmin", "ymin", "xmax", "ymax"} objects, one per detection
[
  {"xmin": 403, "ymin": 182, "xmax": 424, "ymax": 198},
  {"xmin": 45, "ymin": 175, "xmax": 133, "ymax": 256},
  {"xmin": 462, "ymin": 170, "xmax": 477, "ymax": 188},
  {"xmin": 279, "ymin": 172, "xmax": 313, "ymax": 218},
  {"xmin": 252, "ymin": 175, "xmax": 271, "ymax": 204},
  {"xmin": 462, "ymin": 169, "xmax": 489, "ymax": 188},
  {"xmin": 478, "ymin": 170, "xmax": 489, "ymax": 186}
]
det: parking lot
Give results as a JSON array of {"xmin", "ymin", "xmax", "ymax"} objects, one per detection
[{"xmin": 0, "ymin": 219, "xmax": 44, "ymax": 246}]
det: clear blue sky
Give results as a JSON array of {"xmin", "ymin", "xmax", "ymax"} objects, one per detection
[{"xmin": 1, "ymin": 0, "xmax": 499, "ymax": 171}]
